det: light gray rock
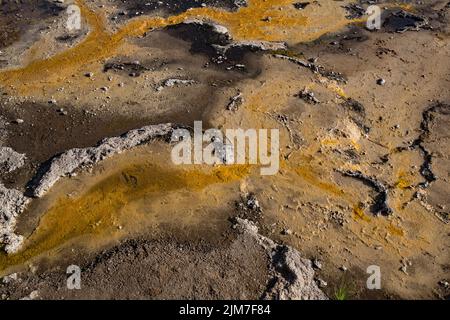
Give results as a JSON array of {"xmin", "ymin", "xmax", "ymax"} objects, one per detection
[
  {"xmin": 0, "ymin": 183, "xmax": 30, "ymax": 254},
  {"xmin": 219, "ymin": 40, "xmax": 287, "ymax": 52},
  {"xmin": 233, "ymin": 0, "xmax": 247, "ymax": 8}
]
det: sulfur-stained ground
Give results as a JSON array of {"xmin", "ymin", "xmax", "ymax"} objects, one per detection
[{"xmin": 0, "ymin": 0, "xmax": 449, "ymax": 300}]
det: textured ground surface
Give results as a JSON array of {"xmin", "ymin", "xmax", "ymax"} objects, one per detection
[{"xmin": 0, "ymin": 0, "xmax": 449, "ymax": 300}]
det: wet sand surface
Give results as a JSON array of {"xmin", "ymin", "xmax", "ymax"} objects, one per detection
[{"xmin": 0, "ymin": 0, "xmax": 449, "ymax": 300}]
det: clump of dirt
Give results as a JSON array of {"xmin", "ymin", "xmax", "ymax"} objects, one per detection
[
  {"xmin": 0, "ymin": 0, "xmax": 449, "ymax": 301},
  {"xmin": 383, "ymin": 10, "xmax": 428, "ymax": 33}
]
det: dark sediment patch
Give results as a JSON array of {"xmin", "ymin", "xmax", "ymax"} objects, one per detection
[
  {"xmin": 163, "ymin": 20, "xmax": 277, "ymax": 69},
  {"xmin": 103, "ymin": 60, "xmax": 156, "ymax": 77},
  {"xmin": 355, "ymin": 1, "xmax": 448, "ymax": 33}
]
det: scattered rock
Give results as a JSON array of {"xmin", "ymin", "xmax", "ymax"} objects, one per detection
[
  {"xmin": 343, "ymin": 3, "xmax": 365, "ymax": 19},
  {"xmin": 376, "ymin": 78, "xmax": 386, "ymax": 86},
  {"xmin": 330, "ymin": 210, "xmax": 346, "ymax": 227},
  {"xmin": 57, "ymin": 108, "xmax": 67, "ymax": 116},
  {"xmin": 400, "ymin": 259, "xmax": 412, "ymax": 275},
  {"xmin": 2, "ymin": 272, "xmax": 18, "ymax": 284},
  {"xmin": 236, "ymin": 193, "xmax": 262, "ymax": 219},
  {"xmin": 383, "ymin": 10, "xmax": 428, "ymax": 33}
]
